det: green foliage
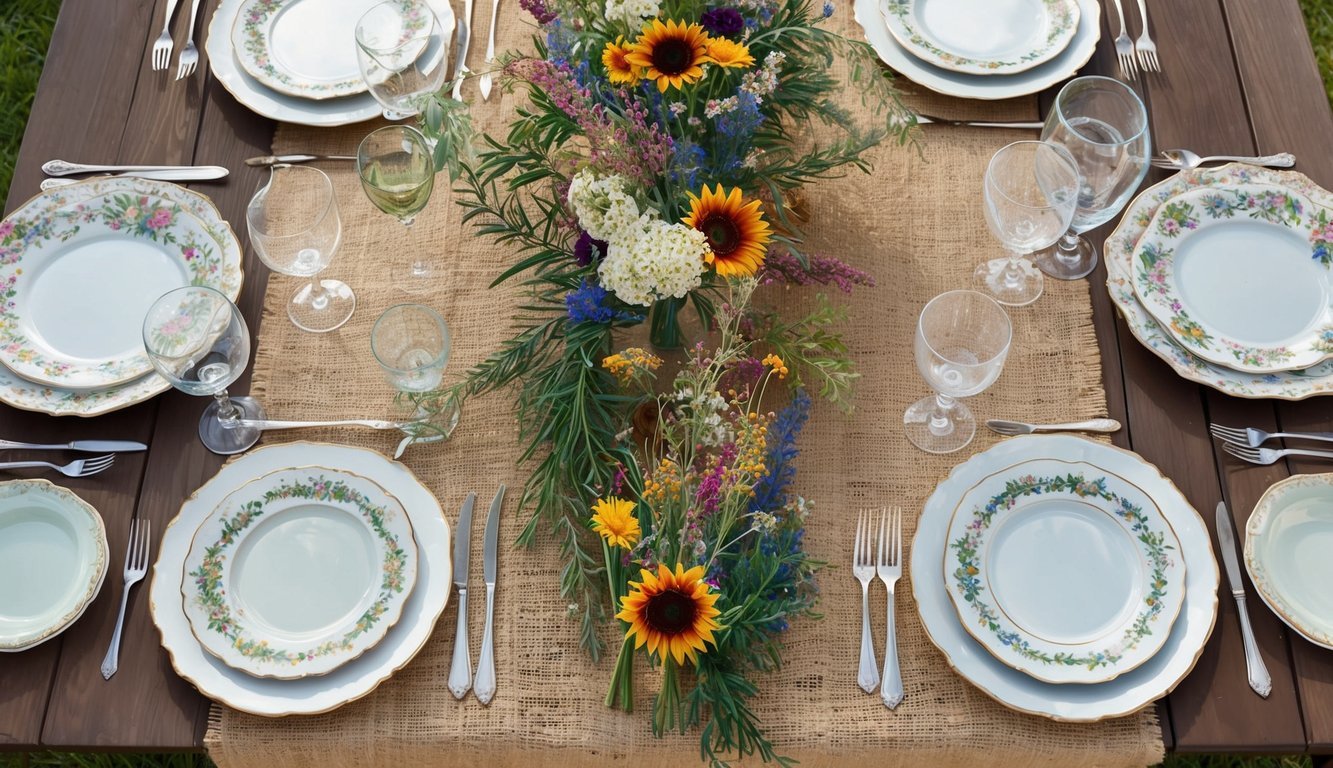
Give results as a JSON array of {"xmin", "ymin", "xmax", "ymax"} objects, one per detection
[
  {"xmin": 0, "ymin": 0, "xmax": 60, "ymax": 211},
  {"xmin": 1301, "ymin": 0, "xmax": 1333, "ymax": 108}
]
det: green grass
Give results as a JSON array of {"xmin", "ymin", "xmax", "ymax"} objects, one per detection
[
  {"xmin": 0, "ymin": 0, "xmax": 60, "ymax": 211},
  {"xmin": 1160, "ymin": 756, "xmax": 1313, "ymax": 768},
  {"xmin": 1302, "ymin": 0, "xmax": 1333, "ymax": 106}
]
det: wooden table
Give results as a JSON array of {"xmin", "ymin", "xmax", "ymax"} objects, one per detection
[{"xmin": 2, "ymin": 0, "xmax": 1332, "ymax": 757}]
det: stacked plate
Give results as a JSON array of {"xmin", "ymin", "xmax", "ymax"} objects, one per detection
[
  {"xmin": 0, "ymin": 177, "xmax": 243, "ymax": 417},
  {"xmin": 853, "ymin": 0, "xmax": 1101, "ymax": 100},
  {"xmin": 151, "ymin": 442, "xmax": 451, "ymax": 715},
  {"xmin": 207, "ymin": 0, "xmax": 454, "ymax": 126},
  {"xmin": 914, "ymin": 435, "xmax": 1218, "ymax": 721},
  {"xmin": 1106, "ymin": 163, "xmax": 1333, "ymax": 400}
]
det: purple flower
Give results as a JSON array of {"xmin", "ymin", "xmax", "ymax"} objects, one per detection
[
  {"xmin": 758, "ymin": 249, "xmax": 875, "ymax": 293},
  {"xmin": 701, "ymin": 7, "xmax": 745, "ymax": 38},
  {"xmin": 518, "ymin": 0, "xmax": 557, "ymax": 24},
  {"xmin": 573, "ymin": 231, "xmax": 607, "ymax": 266}
]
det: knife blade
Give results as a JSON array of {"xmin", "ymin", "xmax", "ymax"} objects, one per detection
[
  {"xmin": 451, "ymin": 0, "xmax": 474, "ymax": 101},
  {"xmin": 477, "ymin": 0, "xmax": 499, "ymax": 100},
  {"xmin": 474, "ymin": 484, "xmax": 504, "ymax": 704},
  {"xmin": 243, "ymin": 154, "xmax": 356, "ymax": 167},
  {"xmin": 447, "ymin": 492, "xmax": 476, "ymax": 699},
  {"xmin": 1216, "ymin": 501, "xmax": 1272, "ymax": 698},
  {"xmin": 0, "ymin": 439, "xmax": 147, "ymax": 453},
  {"xmin": 42, "ymin": 159, "xmax": 223, "ymax": 176},
  {"xmin": 914, "ymin": 115, "xmax": 1045, "ymax": 130},
  {"xmin": 39, "ymin": 168, "xmax": 230, "ymax": 190}
]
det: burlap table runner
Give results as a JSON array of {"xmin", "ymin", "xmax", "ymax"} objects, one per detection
[{"xmin": 204, "ymin": 8, "xmax": 1165, "ymax": 767}]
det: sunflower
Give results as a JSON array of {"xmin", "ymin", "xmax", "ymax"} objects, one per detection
[
  {"xmin": 706, "ymin": 37, "xmax": 754, "ymax": 68},
  {"xmin": 682, "ymin": 185, "xmax": 774, "ymax": 277},
  {"xmin": 616, "ymin": 563, "xmax": 722, "ymax": 665},
  {"xmin": 591, "ymin": 496, "xmax": 641, "ymax": 549},
  {"xmin": 601, "ymin": 36, "xmax": 640, "ymax": 85},
  {"xmin": 625, "ymin": 19, "xmax": 712, "ymax": 92}
]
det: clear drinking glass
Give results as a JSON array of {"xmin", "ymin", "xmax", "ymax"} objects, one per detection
[
  {"xmin": 355, "ymin": 0, "xmax": 450, "ymax": 121},
  {"xmin": 904, "ymin": 290, "xmax": 1012, "ymax": 454},
  {"xmin": 976, "ymin": 140, "xmax": 1080, "ymax": 307},
  {"xmin": 371, "ymin": 304, "xmax": 450, "ymax": 391},
  {"xmin": 358, "ymin": 125, "xmax": 436, "ymax": 289},
  {"xmin": 247, "ymin": 165, "xmax": 355, "ymax": 333},
  {"xmin": 1036, "ymin": 76, "xmax": 1151, "ymax": 280},
  {"xmin": 142, "ymin": 286, "xmax": 266, "ymax": 455}
]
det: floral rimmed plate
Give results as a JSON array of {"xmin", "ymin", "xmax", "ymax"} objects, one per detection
[
  {"xmin": 944, "ymin": 458, "xmax": 1185, "ymax": 684},
  {"xmin": 182, "ymin": 466, "xmax": 417, "ymax": 679},
  {"xmin": 881, "ymin": 0, "xmax": 1080, "ymax": 76},
  {"xmin": 0, "ymin": 480, "xmax": 108, "ymax": 652},
  {"xmin": 1132, "ymin": 182, "xmax": 1333, "ymax": 374},
  {"xmin": 1105, "ymin": 163, "xmax": 1333, "ymax": 400},
  {"xmin": 0, "ymin": 178, "xmax": 243, "ymax": 392},
  {"xmin": 1245, "ymin": 473, "xmax": 1333, "ymax": 649}
]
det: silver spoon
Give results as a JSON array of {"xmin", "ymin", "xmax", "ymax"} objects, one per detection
[
  {"xmin": 1153, "ymin": 149, "xmax": 1295, "ymax": 170},
  {"xmin": 986, "ymin": 418, "xmax": 1122, "ymax": 436}
]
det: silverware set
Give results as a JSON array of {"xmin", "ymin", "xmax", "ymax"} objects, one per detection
[
  {"xmin": 853, "ymin": 507, "xmax": 904, "ymax": 710},
  {"xmin": 150, "ymin": 0, "xmax": 205, "ymax": 79},
  {"xmin": 449, "ymin": 485, "xmax": 505, "ymax": 704},
  {"xmin": 1211, "ymin": 423, "xmax": 1333, "ymax": 465},
  {"xmin": 1110, "ymin": 0, "xmax": 1159, "ymax": 79},
  {"xmin": 0, "ymin": 439, "xmax": 144, "ymax": 478}
]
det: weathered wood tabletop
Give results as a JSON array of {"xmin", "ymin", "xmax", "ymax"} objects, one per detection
[{"xmin": 2, "ymin": 0, "xmax": 1332, "ymax": 757}]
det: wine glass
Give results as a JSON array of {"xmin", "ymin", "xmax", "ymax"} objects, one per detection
[
  {"xmin": 358, "ymin": 125, "xmax": 436, "ymax": 289},
  {"xmin": 1036, "ymin": 76, "xmax": 1151, "ymax": 280},
  {"xmin": 976, "ymin": 140, "xmax": 1080, "ymax": 307},
  {"xmin": 246, "ymin": 165, "xmax": 355, "ymax": 333},
  {"xmin": 142, "ymin": 287, "xmax": 266, "ymax": 456},
  {"xmin": 904, "ymin": 290, "xmax": 1012, "ymax": 454},
  {"xmin": 371, "ymin": 303, "xmax": 460, "ymax": 439},
  {"xmin": 355, "ymin": 0, "xmax": 450, "ymax": 121}
]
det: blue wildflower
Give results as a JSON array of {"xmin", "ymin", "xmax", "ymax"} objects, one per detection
[
  {"xmin": 750, "ymin": 389, "xmax": 811, "ymax": 514},
  {"xmin": 823, "ymin": 1, "xmax": 834, "ymax": 17},
  {"xmin": 565, "ymin": 280, "xmax": 614, "ymax": 324}
]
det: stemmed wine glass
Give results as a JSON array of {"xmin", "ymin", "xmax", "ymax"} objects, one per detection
[
  {"xmin": 1036, "ymin": 76, "xmax": 1151, "ymax": 280},
  {"xmin": 358, "ymin": 125, "xmax": 436, "ymax": 289},
  {"xmin": 904, "ymin": 290, "xmax": 1012, "ymax": 454},
  {"xmin": 142, "ymin": 286, "xmax": 266, "ymax": 456},
  {"xmin": 247, "ymin": 165, "xmax": 355, "ymax": 333},
  {"xmin": 355, "ymin": 0, "xmax": 451, "ymax": 121},
  {"xmin": 976, "ymin": 140, "xmax": 1080, "ymax": 307}
]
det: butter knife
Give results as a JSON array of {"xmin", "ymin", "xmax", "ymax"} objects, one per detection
[
  {"xmin": 915, "ymin": 114, "xmax": 1045, "ymax": 130},
  {"xmin": 244, "ymin": 154, "xmax": 355, "ymax": 167},
  {"xmin": 451, "ymin": 0, "xmax": 474, "ymax": 101},
  {"xmin": 474, "ymin": 484, "xmax": 505, "ymax": 704},
  {"xmin": 1216, "ymin": 501, "xmax": 1272, "ymax": 698},
  {"xmin": 42, "ymin": 159, "xmax": 225, "ymax": 176},
  {"xmin": 0, "ymin": 439, "xmax": 146, "ymax": 452},
  {"xmin": 447, "ymin": 493, "xmax": 477, "ymax": 699},
  {"xmin": 40, "ymin": 168, "xmax": 230, "ymax": 190},
  {"xmin": 477, "ymin": 0, "xmax": 499, "ymax": 100}
]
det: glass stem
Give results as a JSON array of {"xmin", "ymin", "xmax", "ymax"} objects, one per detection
[
  {"xmin": 1002, "ymin": 252, "xmax": 1027, "ymax": 290},
  {"xmin": 214, "ymin": 390, "xmax": 240, "ymax": 423},
  {"xmin": 306, "ymin": 277, "xmax": 330, "ymax": 311},
  {"xmin": 929, "ymin": 394, "xmax": 956, "ymax": 437},
  {"xmin": 1056, "ymin": 229, "xmax": 1082, "ymax": 264}
]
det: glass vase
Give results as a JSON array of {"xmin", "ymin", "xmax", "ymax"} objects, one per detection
[{"xmin": 649, "ymin": 296, "xmax": 686, "ymax": 351}]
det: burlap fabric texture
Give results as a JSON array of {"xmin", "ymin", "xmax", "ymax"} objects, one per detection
[{"xmin": 204, "ymin": 7, "xmax": 1165, "ymax": 768}]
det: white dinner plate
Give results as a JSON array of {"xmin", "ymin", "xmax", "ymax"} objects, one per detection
[
  {"xmin": 182, "ymin": 466, "xmax": 418, "ymax": 679},
  {"xmin": 233, "ymin": 0, "xmax": 390, "ymax": 100},
  {"xmin": 1105, "ymin": 164, "xmax": 1333, "ymax": 400},
  {"xmin": 914, "ymin": 435, "xmax": 1218, "ymax": 721},
  {"xmin": 151, "ymin": 442, "xmax": 450, "ymax": 716},
  {"xmin": 881, "ymin": 0, "xmax": 1080, "ymax": 76},
  {"xmin": 854, "ymin": 0, "xmax": 1100, "ymax": 100},
  {"xmin": 945, "ymin": 458, "xmax": 1185, "ymax": 684},
  {"xmin": 0, "ymin": 480, "xmax": 108, "ymax": 652},
  {"xmin": 1245, "ymin": 473, "xmax": 1333, "ymax": 649}
]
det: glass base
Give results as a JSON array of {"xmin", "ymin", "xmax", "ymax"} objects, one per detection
[
  {"xmin": 393, "ymin": 260, "xmax": 437, "ymax": 295},
  {"xmin": 289, "ymin": 279, "xmax": 356, "ymax": 333},
  {"xmin": 382, "ymin": 107, "xmax": 418, "ymax": 121},
  {"xmin": 975, "ymin": 256, "xmax": 1043, "ymax": 307},
  {"xmin": 903, "ymin": 395, "xmax": 976, "ymax": 454},
  {"xmin": 391, "ymin": 401, "xmax": 461, "ymax": 459},
  {"xmin": 1035, "ymin": 234, "xmax": 1098, "ymax": 280},
  {"xmin": 201, "ymin": 396, "xmax": 267, "ymax": 455}
]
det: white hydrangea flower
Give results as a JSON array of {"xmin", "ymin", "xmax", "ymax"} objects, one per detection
[
  {"xmin": 604, "ymin": 0, "xmax": 660, "ymax": 26},
  {"xmin": 566, "ymin": 169, "xmax": 644, "ymax": 246},
  {"xmin": 598, "ymin": 221, "xmax": 708, "ymax": 306}
]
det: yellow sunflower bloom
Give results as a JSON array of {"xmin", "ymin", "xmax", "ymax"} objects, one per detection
[
  {"xmin": 591, "ymin": 496, "xmax": 641, "ymax": 549},
  {"xmin": 706, "ymin": 37, "xmax": 754, "ymax": 68},
  {"xmin": 602, "ymin": 36, "xmax": 641, "ymax": 85},
  {"xmin": 625, "ymin": 19, "xmax": 712, "ymax": 92},
  {"xmin": 616, "ymin": 563, "xmax": 722, "ymax": 665},
  {"xmin": 682, "ymin": 185, "xmax": 774, "ymax": 277}
]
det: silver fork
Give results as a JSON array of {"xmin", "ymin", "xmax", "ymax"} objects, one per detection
[
  {"xmin": 853, "ymin": 509, "xmax": 880, "ymax": 694},
  {"xmin": 1220, "ymin": 442, "xmax": 1333, "ymax": 465},
  {"xmin": 101, "ymin": 518, "xmax": 151, "ymax": 679},
  {"xmin": 151, "ymin": 0, "xmax": 182, "ymax": 72},
  {"xmin": 1209, "ymin": 423, "xmax": 1333, "ymax": 448},
  {"xmin": 876, "ymin": 506, "xmax": 904, "ymax": 710},
  {"xmin": 0, "ymin": 455, "xmax": 115, "ymax": 477},
  {"xmin": 175, "ymin": 0, "xmax": 204, "ymax": 80},
  {"xmin": 1133, "ymin": 0, "xmax": 1160, "ymax": 73},
  {"xmin": 1110, "ymin": 0, "xmax": 1137, "ymax": 80}
]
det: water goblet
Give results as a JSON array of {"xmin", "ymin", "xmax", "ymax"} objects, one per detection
[
  {"xmin": 372, "ymin": 303, "xmax": 460, "ymax": 438},
  {"xmin": 976, "ymin": 140, "xmax": 1080, "ymax": 307},
  {"xmin": 358, "ymin": 125, "xmax": 436, "ymax": 289},
  {"xmin": 1036, "ymin": 76, "xmax": 1151, "ymax": 280},
  {"xmin": 247, "ymin": 164, "xmax": 355, "ymax": 333},
  {"xmin": 904, "ymin": 290, "xmax": 1012, "ymax": 454},
  {"xmin": 142, "ymin": 286, "xmax": 266, "ymax": 456},
  {"xmin": 355, "ymin": 0, "xmax": 451, "ymax": 121}
]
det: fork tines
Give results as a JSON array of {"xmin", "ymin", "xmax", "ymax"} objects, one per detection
[
  {"xmin": 1208, "ymin": 423, "xmax": 1252, "ymax": 446},
  {"xmin": 80, "ymin": 454, "xmax": 117, "ymax": 477},
  {"xmin": 1220, "ymin": 442, "xmax": 1267, "ymax": 464}
]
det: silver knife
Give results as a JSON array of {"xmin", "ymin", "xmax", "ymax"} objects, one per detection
[
  {"xmin": 477, "ymin": 0, "xmax": 499, "ymax": 100},
  {"xmin": 39, "ymin": 168, "xmax": 230, "ymax": 190},
  {"xmin": 42, "ymin": 159, "xmax": 226, "ymax": 176},
  {"xmin": 0, "ymin": 439, "xmax": 147, "ymax": 453},
  {"xmin": 451, "ymin": 0, "xmax": 474, "ymax": 101},
  {"xmin": 473, "ymin": 484, "xmax": 504, "ymax": 704},
  {"xmin": 1216, "ymin": 501, "xmax": 1272, "ymax": 698},
  {"xmin": 915, "ymin": 115, "xmax": 1045, "ymax": 130},
  {"xmin": 447, "ymin": 492, "xmax": 476, "ymax": 699},
  {"xmin": 244, "ymin": 154, "xmax": 356, "ymax": 167}
]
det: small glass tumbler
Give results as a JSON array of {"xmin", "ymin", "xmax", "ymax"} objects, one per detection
[{"xmin": 371, "ymin": 304, "xmax": 450, "ymax": 392}]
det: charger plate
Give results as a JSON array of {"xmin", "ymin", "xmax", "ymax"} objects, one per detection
[
  {"xmin": 181, "ymin": 466, "xmax": 418, "ymax": 679},
  {"xmin": 914, "ymin": 435, "xmax": 1218, "ymax": 721},
  {"xmin": 152, "ymin": 442, "xmax": 450, "ymax": 715},
  {"xmin": 944, "ymin": 457, "xmax": 1185, "ymax": 684},
  {"xmin": 881, "ymin": 0, "xmax": 1080, "ymax": 75},
  {"xmin": 1245, "ymin": 473, "xmax": 1333, "ymax": 649}
]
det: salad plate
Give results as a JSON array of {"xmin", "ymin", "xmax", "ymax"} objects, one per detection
[
  {"xmin": 0, "ymin": 480, "xmax": 108, "ymax": 652},
  {"xmin": 914, "ymin": 435, "xmax": 1218, "ymax": 721},
  {"xmin": 945, "ymin": 457, "xmax": 1185, "ymax": 684},
  {"xmin": 881, "ymin": 0, "xmax": 1080, "ymax": 76},
  {"xmin": 1245, "ymin": 473, "xmax": 1333, "ymax": 649},
  {"xmin": 182, "ymin": 466, "xmax": 418, "ymax": 679}
]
